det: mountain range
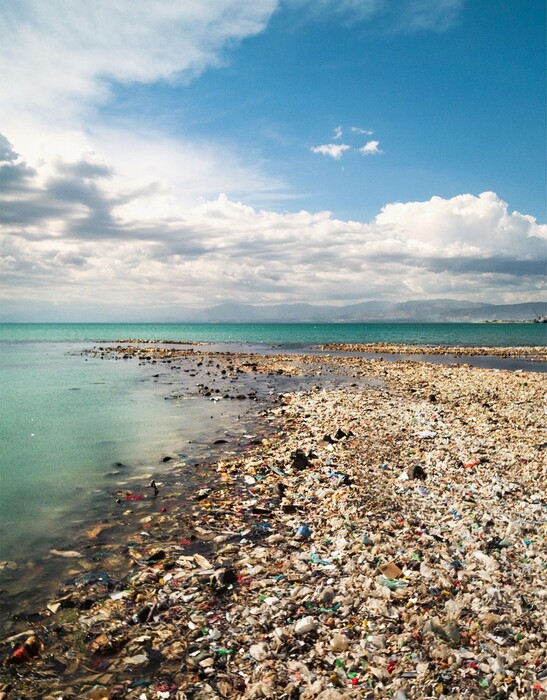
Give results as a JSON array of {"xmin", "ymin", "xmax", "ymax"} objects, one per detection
[{"xmin": 176, "ymin": 300, "xmax": 547, "ymax": 323}]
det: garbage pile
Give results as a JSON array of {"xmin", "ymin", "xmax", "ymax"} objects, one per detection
[{"xmin": 0, "ymin": 352, "xmax": 545, "ymax": 699}]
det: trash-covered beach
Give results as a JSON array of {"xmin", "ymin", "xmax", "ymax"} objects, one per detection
[{"xmin": 1, "ymin": 347, "xmax": 546, "ymax": 699}]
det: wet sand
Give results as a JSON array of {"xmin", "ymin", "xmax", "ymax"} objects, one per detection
[{"xmin": 0, "ymin": 348, "xmax": 546, "ymax": 699}]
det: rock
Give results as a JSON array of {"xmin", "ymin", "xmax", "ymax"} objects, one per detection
[
  {"xmin": 428, "ymin": 617, "xmax": 461, "ymax": 645},
  {"xmin": 49, "ymin": 549, "xmax": 84, "ymax": 558},
  {"xmin": 0, "ymin": 561, "xmax": 17, "ymax": 571},
  {"xmin": 211, "ymin": 567, "xmax": 237, "ymax": 587},
  {"xmin": 290, "ymin": 448, "xmax": 313, "ymax": 470},
  {"xmin": 407, "ymin": 463, "xmax": 427, "ymax": 479},
  {"xmin": 83, "ymin": 686, "xmax": 110, "ymax": 700}
]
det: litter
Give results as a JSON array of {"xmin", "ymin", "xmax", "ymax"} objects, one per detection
[{"xmin": 1, "ymin": 347, "xmax": 545, "ymax": 699}]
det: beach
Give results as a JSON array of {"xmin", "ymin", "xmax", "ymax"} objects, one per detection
[{"xmin": 1, "ymin": 347, "xmax": 546, "ymax": 699}]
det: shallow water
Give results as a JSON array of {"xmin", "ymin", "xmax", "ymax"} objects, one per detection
[{"xmin": 0, "ymin": 343, "xmax": 251, "ymax": 565}]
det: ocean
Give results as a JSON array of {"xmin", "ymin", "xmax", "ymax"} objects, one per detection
[
  {"xmin": 2, "ymin": 320, "xmax": 547, "ymax": 345},
  {"xmin": 0, "ymin": 322, "xmax": 545, "ymax": 582}
]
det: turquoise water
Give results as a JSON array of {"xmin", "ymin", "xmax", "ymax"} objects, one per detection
[
  {"xmin": 0, "ymin": 339, "xmax": 248, "ymax": 566},
  {"xmin": 2, "ymin": 321, "xmax": 547, "ymax": 346},
  {"xmin": 0, "ymin": 322, "xmax": 545, "ymax": 569}
]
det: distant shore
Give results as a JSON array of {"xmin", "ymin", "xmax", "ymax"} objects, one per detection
[
  {"xmin": 92, "ymin": 339, "xmax": 547, "ymax": 363},
  {"xmin": 319, "ymin": 342, "xmax": 547, "ymax": 361},
  {"xmin": 1, "ymin": 347, "xmax": 546, "ymax": 699}
]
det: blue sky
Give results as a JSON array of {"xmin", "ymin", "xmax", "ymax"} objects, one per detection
[
  {"xmin": 101, "ymin": 1, "xmax": 545, "ymax": 220},
  {"xmin": 0, "ymin": 0, "xmax": 545, "ymax": 320}
]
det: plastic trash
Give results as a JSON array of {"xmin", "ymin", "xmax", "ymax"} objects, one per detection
[
  {"xmin": 2, "ymin": 345, "xmax": 545, "ymax": 699},
  {"xmin": 294, "ymin": 616, "xmax": 317, "ymax": 635},
  {"xmin": 295, "ymin": 524, "xmax": 311, "ymax": 540},
  {"xmin": 379, "ymin": 577, "xmax": 407, "ymax": 590}
]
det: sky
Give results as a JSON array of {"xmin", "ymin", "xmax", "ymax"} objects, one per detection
[{"xmin": 0, "ymin": 0, "xmax": 545, "ymax": 321}]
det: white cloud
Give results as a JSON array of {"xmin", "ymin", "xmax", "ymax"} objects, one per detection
[
  {"xmin": 0, "ymin": 1, "xmax": 465, "ymax": 131},
  {"xmin": 359, "ymin": 140, "xmax": 382, "ymax": 155},
  {"xmin": 389, "ymin": 0, "xmax": 465, "ymax": 33},
  {"xmin": 287, "ymin": 0, "xmax": 464, "ymax": 32},
  {"xmin": 333, "ymin": 125, "xmax": 343, "ymax": 139},
  {"xmin": 311, "ymin": 143, "xmax": 351, "ymax": 159},
  {"xmin": 0, "ymin": 0, "xmax": 541, "ymax": 320},
  {"xmin": 0, "ymin": 0, "xmax": 278, "ymax": 124},
  {"xmin": 0, "ymin": 1, "xmax": 285, "ymax": 212},
  {"xmin": 1, "ymin": 148, "xmax": 545, "ymax": 318},
  {"xmin": 351, "ymin": 126, "xmax": 374, "ymax": 135},
  {"xmin": 375, "ymin": 192, "xmax": 546, "ymax": 253}
]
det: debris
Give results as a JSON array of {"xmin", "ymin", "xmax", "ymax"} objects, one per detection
[
  {"xmin": 378, "ymin": 562, "xmax": 403, "ymax": 578},
  {"xmin": 49, "ymin": 549, "xmax": 84, "ymax": 558},
  {"xmin": 2, "ymin": 346, "xmax": 545, "ymax": 699},
  {"xmin": 290, "ymin": 448, "xmax": 314, "ymax": 470},
  {"xmin": 294, "ymin": 616, "xmax": 317, "ymax": 635},
  {"xmin": 5, "ymin": 635, "xmax": 44, "ymax": 665}
]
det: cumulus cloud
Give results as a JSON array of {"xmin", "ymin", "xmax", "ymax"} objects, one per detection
[
  {"xmin": 359, "ymin": 140, "xmax": 382, "ymax": 155},
  {"xmin": 0, "ymin": 1, "xmax": 285, "ymax": 215},
  {"xmin": 0, "ymin": 0, "xmax": 540, "ymax": 320},
  {"xmin": 351, "ymin": 126, "xmax": 374, "ymax": 135},
  {"xmin": 1, "ymin": 144, "xmax": 545, "ymax": 318},
  {"xmin": 311, "ymin": 143, "xmax": 351, "ymax": 159},
  {"xmin": 312, "ymin": 130, "xmax": 383, "ymax": 159},
  {"xmin": 0, "ymin": 133, "xmax": 18, "ymax": 162}
]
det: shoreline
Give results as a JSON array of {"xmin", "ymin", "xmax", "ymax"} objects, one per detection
[
  {"xmin": 319, "ymin": 343, "xmax": 547, "ymax": 361},
  {"xmin": 1, "ymin": 349, "xmax": 546, "ymax": 699},
  {"xmin": 97, "ymin": 339, "xmax": 547, "ymax": 361}
]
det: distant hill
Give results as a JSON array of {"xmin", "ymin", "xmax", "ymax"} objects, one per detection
[{"xmin": 181, "ymin": 300, "xmax": 547, "ymax": 323}]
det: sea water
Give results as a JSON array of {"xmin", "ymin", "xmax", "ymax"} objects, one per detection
[
  {"xmin": 0, "ymin": 339, "xmax": 249, "ymax": 566},
  {"xmin": 1, "ymin": 322, "xmax": 545, "ymax": 567},
  {"xmin": 2, "ymin": 321, "xmax": 547, "ymax": 346}
]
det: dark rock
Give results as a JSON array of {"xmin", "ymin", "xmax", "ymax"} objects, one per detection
[
  {"xmin": 407, "ymin": 464, "xmax": 427, "ymax": 480},
  {"xmin": 211, "ymin": 567, "xmax": 238, "ymax": 588},
  {"xmin": 282, "ymin": 503, "xmax": 299, "ymax": 513},
  {"xmin": 275, "ymin": 482, "xmax": 287, "ymax": 499},
  {"xmin": 290, "ymin": 448, "xmax": 313, "ymax": 470},
  {"xmin": 146, "ymin": 549, "xmax": 166, "ymax": 563}
]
